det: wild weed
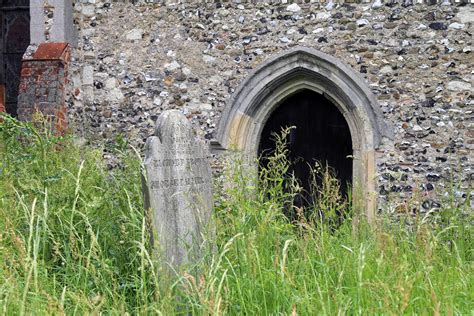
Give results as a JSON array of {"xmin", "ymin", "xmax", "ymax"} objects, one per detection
[{"xmin": 0, "ymin": 115, "xmax": 472, "ymax": 314}]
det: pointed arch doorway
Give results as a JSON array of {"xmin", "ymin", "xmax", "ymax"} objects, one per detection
[
  {"xmin": 259, "ymin": 89, "xmax": 353, "ymax": 207},
  {"xmin": 213, "ymin": 47, "xmax": 392, "ymax": 222}
]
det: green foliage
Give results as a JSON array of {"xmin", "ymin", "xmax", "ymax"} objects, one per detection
[{"xmin": 0, "ymin": 115, "xmax": 472, "ymax": 315}]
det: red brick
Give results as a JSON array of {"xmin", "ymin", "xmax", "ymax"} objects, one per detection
[
  {"xmin": 0, "ymin": 85, "xmax": 5, "ymax": 113},
  {"xmin": 17, "ymin": 43, "xmax": 71, "ymax": 134},
  {"xmin": 21, "ymin": 67, "xmax": 32, "ymax": 77},
  {"xmin": 33, "ymin": 42, "xmax": 69, "ymax": 60}
]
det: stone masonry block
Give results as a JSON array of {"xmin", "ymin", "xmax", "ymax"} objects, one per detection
[{"xmin": 17, "ymin": 43, "xmax": 70, "ymax": 135}]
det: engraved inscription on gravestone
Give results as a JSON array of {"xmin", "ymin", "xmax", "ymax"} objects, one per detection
[{"xmin": 143, "ymin": 110, "xmax": 213, "ymax": 270}]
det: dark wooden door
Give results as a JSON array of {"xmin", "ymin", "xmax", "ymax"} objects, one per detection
[
  {"xmin": 1, "ymin": 0, "xmax": 30, "ymax": 116},
  {"xmin": 259, "ymin": 89, "xmax": 353, "ymax": 207}
]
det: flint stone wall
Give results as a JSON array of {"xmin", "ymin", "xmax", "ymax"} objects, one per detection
[{"xmin": 65, "ymin": 1, "xmax": 472, "ymax": 207}]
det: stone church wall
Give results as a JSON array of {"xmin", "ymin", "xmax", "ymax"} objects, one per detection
[{"xmin": 66, "ymin": 1, "xmax": 472, "ymax": 207}]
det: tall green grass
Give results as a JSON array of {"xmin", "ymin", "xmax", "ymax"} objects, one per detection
[{"xmin": 0, "ymin": 115, "xmax": 472, "ymax": 314}]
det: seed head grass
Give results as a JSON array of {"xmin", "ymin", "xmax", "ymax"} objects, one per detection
[{"xmin": 0, "ymin": 115, "xmax": 472, "ymax": 314}]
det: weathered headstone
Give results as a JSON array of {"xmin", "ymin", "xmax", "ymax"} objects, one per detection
[{"xmin": 143, "ymin": 110, "xmax": 213, "ymax": 270}]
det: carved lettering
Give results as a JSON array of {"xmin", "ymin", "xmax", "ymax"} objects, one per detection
[
  {"xmin": 150, "ymin": 176, "xmax": 209, "ymax": 190},
  {"xmin": 143, "ymin": 110, "xmax": 214, "ymax": 270},
  {"xmin": 151, "ymin": 157, "xmax": 207, "ymax": 168}
]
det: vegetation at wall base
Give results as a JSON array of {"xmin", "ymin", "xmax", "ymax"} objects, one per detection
[{"xmin": 0, "ymin": 115, "xmax": 472, "ymax": 315}]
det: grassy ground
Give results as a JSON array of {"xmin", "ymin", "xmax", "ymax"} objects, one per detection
[{"xmin": 0, "ymin": 116, "xmax": 472, "ymax": 315}]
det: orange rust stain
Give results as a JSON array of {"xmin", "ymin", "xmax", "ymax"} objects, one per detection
[{"xmin": 54, "ymin": 105, "xmax": 68, "ymax": 136}]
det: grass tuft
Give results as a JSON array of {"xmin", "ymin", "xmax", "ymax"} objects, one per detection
[{"xmin": 0, "ymin": 115, "xmax": 472, "ymax": 314}]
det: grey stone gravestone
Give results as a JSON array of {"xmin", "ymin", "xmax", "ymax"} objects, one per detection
[{"xmin": 143, "ymin": 110, "xmax": 213, "ymax": 270}]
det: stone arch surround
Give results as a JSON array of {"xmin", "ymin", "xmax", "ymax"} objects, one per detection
[{"xmin": 214, "ymin": 47, "xmax": 393, "ymax": 221}]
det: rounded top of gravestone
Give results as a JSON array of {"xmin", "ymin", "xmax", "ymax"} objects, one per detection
[{"xmin": 154, "ymin": 110, "xmax": 193, "ymax": 142}]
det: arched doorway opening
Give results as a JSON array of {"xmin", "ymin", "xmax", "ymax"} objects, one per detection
[
  {"xmin": 0, "ymin": 0, "xmax": 30, "ymax": 116},
  {"xmin": 213, "ymin": 47, "xmax": 393, "ymax": 222},
  {"xmin": 259, "ymin": 89, "xmax": 352, "ymax": 207}
]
